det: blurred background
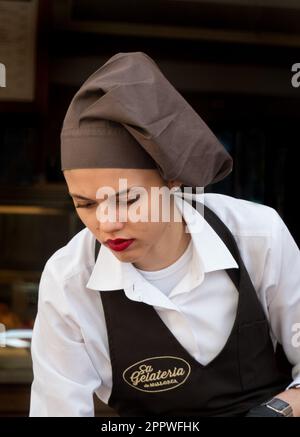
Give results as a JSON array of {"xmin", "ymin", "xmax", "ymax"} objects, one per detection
[{"xmin": 0, "ymin": 0, "xmax": 299, "ymax": 416}]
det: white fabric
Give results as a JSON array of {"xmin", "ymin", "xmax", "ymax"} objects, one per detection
[{"xmin": 29, "ymin": 192, "xmax": 300, "ymax": 416}]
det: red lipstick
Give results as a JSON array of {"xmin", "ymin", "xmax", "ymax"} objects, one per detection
[{"xmin": 106, "ymin": 238, "xmax": 135, "ymax": 252}]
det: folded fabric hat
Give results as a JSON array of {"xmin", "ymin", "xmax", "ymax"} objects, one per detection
[{"xmin": 61, "ymin": 51, "xmax": 233, "ymax": 187}]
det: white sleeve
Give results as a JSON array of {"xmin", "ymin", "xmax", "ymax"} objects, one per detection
[
  {"xmin": 264, "ymin": 210, "xmax": 300, "ymax": 389},
  {"xmin": 29, "ymin": 262, "xmax": 102, "ymax": 417}
]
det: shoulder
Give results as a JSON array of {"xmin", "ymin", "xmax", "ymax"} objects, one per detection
[
  {"xmin": 43, "ymin": 226, "xmax": 95, "ymax": 284},
  {"xmin": 199, "ymin": 193, "xmax": 280, "ymax": 237},
  {"xmin": 197, "ymin": 193, "xmax": 287, "ymax": 295},
  {"xmin": 37, "ymin": 227, "xmax": 96, "ymax": 315}
]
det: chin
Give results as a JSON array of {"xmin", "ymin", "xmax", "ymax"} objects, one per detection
[{"xmin": 116, "ymin": 251, "xmax": 140, "ymax": 263}]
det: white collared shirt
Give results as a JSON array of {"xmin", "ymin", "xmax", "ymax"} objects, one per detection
[{"xmin": 29, "ymin": 192, "xmax": 300, "ymax": 416}]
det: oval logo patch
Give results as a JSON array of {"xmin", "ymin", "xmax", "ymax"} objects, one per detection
[{"xmin": 123, "ymin": 356, "xmax": 191, "ymax": 393}]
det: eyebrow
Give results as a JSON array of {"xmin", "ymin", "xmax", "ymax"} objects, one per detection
[{"xmin": 68, "ymin": 188, "xmax": 135, "ymax": 201}]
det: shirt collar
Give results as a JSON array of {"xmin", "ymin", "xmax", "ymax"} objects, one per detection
[{"xmin": 86, "ymin": 192, "xmax": 238, "ymax": 293}]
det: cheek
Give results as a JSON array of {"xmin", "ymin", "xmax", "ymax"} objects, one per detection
[
  {"xmin": 134, "ymin": 194, "xmax": 164, "ymax": 223},
  {"xmin": 138, "ymin": 221, "xmax": 169, "ymax": 243},
  {"xmin": 76, "ymin": 209, "xmax": 98, "ymax": 232}
]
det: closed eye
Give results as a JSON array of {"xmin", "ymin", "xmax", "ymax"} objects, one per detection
[
  {"xmin": 75, "ymin": 195, "xmax": 140, "ymax": 209},
  {"xmin": 75, "ymin": 202, "xmax": 96, "ymax": 209}
]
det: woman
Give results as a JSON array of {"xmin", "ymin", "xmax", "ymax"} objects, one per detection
[{"xmin": 29, "ymin": 52, "xmax": 300, "ymax": 417}]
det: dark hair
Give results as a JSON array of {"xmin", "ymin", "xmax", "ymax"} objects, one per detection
[{"xmin": 179, "ymin": 184, "xmax": 198, "ymax": 195}]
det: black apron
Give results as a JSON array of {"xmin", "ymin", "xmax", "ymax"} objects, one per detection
[{"xmin": 94, "ymin": 199, "xmax": 292, "ymax": 416}]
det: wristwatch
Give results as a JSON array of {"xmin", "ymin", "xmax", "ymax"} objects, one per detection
[{"xmin": 262, "ymin": 397, "xmax": 294, "ymax": 417}]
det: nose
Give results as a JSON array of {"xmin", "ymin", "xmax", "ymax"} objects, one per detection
[
  {"xmin": 96, "ymin": 203, "xmax": 127, "ymax": 233},
  {"xmin": 98, "ymin": 218, "xmax": 125, "ymax": 234}
]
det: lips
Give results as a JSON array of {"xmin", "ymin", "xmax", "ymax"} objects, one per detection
[{"xmin": 106, "ymin": 238, "xmax": 135, "ymax": 252}]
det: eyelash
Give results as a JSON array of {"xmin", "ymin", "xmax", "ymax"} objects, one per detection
[
  {"xmin": 75, "ymin": 196, "xmax": 140, "ymax": 209},
  {"xmin": 75, "ymin": 203, "xmax": 95, "ymax": 209}
]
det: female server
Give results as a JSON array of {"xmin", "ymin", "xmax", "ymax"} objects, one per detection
[{"xmin": 29, "ymin": 52, "xmax": 300, "ymax": 417}]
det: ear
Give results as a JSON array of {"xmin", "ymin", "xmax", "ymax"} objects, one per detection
[{"xmin": 167, "ymin": 179, "xmax": 183, "ymax": 190}]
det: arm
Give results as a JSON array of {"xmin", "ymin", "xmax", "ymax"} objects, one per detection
[
  {"xmin": 268, "ymin": 211, "xmax": 300, "ymax": 416},
  {"xmin": 274, "ymin": 387, "xmax": 300, "ymax": 416},
  {"xmin": 248, "ymin": 209, "xmax": 300, "ymax": 417},
  {"xmin": 29, "ymin": 263, "xmax": 102, "ymax": 417}
]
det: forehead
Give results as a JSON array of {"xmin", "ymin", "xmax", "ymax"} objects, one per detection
[{"xmin": 64, "ymin": 168, "xmax": 163, "ymax": 194}]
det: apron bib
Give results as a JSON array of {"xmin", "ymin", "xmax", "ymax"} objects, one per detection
[{"xmin": 95, "ymin": 199, "xmax": 292, "ymax": 416}]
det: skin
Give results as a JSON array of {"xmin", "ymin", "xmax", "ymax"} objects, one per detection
[
  {"xmin": 64, "ymin": 168, "xmax": 191, "ymax": 271},
  {"xmin": 275, "ymin": 387, "xmax": 300, "ymax": 416},
  {"xmin": 64, "ymin": 167, "xmax": 300, "ymax": 415}
]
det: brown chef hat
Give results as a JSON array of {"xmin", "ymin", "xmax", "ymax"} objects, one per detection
[{"xmin": 61, "ymin": 51, "xmax": 233, "ymax": 187}]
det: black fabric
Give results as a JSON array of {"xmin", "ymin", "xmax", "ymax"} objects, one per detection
[{"xmin": 94, "ymin": 199, "xmax": 292, "ymax": 416}]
